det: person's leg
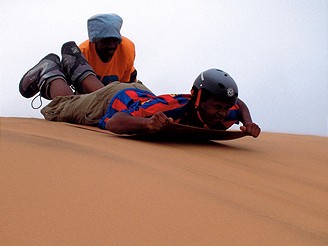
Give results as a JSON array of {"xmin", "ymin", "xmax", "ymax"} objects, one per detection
[
  {"xmin": 49, "ymin": 73, "xmax": 104, "ymax": 97},
  {"xmin": 20, "ymin": 41, "xmax": 105, "ymax": 100},
  {"xmin": 48, "ymin": 78, "xmax": 74, "ymax": 98},
  {"xmin": 42, "ymin": 82, "xmax": 119, "ymax": 125},
  {"xmin": 47, "ymin": 73, "xmax": 103, "ymax": 98},
  {"xmin": 19, "ymin": 53, "xmax": 72, "ymax": 99},
  {"xmin": 81, "ymin": 74, "xmax": 104, "ymax": 93},
  {"xmin": 61, "ymin": 41, "xmax": 104, "ymax": 94}
]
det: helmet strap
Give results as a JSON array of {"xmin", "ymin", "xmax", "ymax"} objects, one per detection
[
  {"xmin": 192, "ymin": 88, "xmax": 209, "ymax": 129},
  {"xmin": 196, "ymin": 110, "xmax": 209, "ymax": 129}
]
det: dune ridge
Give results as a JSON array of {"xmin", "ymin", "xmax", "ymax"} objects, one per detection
[{"xmin": 1, "ymin": 117, "xmax": 327, "ymax": 245}]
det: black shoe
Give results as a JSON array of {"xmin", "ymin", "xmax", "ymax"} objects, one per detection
[
  {"xmin": 19, "ymin": 53, "xmax": 65, "ymax": 99},
  {"xmin": 61, "ymin": 41, "xmax": 95, "ymax": 92}
]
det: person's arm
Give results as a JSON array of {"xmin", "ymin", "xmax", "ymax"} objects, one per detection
[
  {"xmin": 106, "ymin": 111, "xmax": 173, "ymax": 134},
  {"xmin": 237, "ymin": 98, "xmax": 261, "ymax": 138}
]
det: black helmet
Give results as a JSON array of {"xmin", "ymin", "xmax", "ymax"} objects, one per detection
[{"xmin": 193, "ymin": 68, "xmax": 238, "ymax": 106}]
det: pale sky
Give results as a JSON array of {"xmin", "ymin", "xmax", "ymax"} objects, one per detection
[{"xmin": 1, "ymin": 0, "xmax": 327, "ymax": 136}]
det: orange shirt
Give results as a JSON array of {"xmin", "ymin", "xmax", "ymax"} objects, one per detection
[{"xmin": 79, "ymin": 36, "xmax": 136, "ymax": 84}]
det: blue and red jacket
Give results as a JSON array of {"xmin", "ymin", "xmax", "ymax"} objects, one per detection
[{"xmin": 98, "ymin": 88, "xmax": 240, "ymax": 129}]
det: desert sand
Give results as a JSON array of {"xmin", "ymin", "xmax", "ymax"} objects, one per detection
[{"xmin": 1, "ymin": 117, "xmax": 327, "ymax": 245}]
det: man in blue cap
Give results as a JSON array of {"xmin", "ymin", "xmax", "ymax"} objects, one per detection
[{"xmin": 79, "ymin": 13, "xmax": 139, "ymax": 88}]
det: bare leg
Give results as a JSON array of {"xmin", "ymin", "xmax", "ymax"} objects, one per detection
[
  {"xmin": 49, "ymin": 75, "xmax": 104, "ymax": 99},
  {"xmin": 81, "ymin": 75, "xmax": 104, "ymax": 93},
  {"xmin": 49, "ymin": 78, "xmax": 74, "ymax": 98}
]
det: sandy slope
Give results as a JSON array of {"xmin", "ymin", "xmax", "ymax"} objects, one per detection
[{"xmin": 1, "ymin": 117, "xmax": 327, "ymax": 246}]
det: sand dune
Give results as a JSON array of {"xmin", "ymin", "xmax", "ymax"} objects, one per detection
[{"xmin": 1, "ymin": 117, "xmax": 327, "ymax": 245}]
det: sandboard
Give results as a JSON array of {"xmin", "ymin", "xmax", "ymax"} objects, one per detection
[
  {"xmin": 66, "ymin": 123, "xmax": 247, "ymax": 141},
  {"xmin": 126, "ymin": 123, "xmax": 247, "ymax": 141}
]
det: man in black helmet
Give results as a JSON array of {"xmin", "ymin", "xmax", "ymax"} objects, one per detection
[
  {"xmin": 22, "ymin": 42, "xmax": 260, "ymax": 137},
  {"xmin": 97, "ymin": 69, "xmax": 260, "ymax": 137}
]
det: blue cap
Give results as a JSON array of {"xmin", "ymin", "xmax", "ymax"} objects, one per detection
[{"xmin": 87, "ymin": 13, "xmax": 123, "ymax": 42}]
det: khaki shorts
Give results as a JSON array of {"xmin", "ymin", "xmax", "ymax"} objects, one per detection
[{"xmin": 41, "ymin": 81, "xmax": 152, "ymax": 125}]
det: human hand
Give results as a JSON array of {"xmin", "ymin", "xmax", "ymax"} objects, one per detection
[
  {"xmin": 146, "ymin": 112, "xmax": 173, "ymax": 132},
  {"xmin": 240, "ymin": 123, "xmax": 261, "ymax": 138}
]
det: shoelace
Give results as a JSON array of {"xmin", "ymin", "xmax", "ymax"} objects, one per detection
[{"xmin": 31, "ymin": 93, "xmax": 43, "ymax": 109}]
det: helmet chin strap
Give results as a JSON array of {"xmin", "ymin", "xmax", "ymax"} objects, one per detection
[{"xmin": 192, "ymin": 88, "xmax": 209, "ymax": 129}]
